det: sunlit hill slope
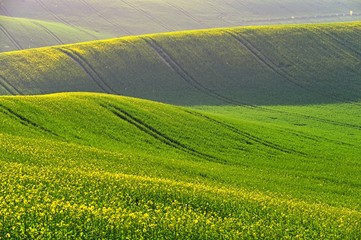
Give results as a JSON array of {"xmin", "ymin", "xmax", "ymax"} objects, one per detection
[
  {"xmin": 0, "ymin": 92, "xmax": 361, "ymax": 238},
  {"xmin": 0, "ymin": 21, "xmax": 361, "ymax": 105}
]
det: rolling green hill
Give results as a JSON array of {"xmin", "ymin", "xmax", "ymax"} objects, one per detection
[
  {"xmin": 0, "ymin": 15, "xmax": 108, "ymax": 52},
  {"xmin": 0, "ymin": 92, "xmax": 360, "ymax": 238},
  {"xmin": 1, "ymin": 0, "xmax": 360, "ymax": 52},
  {"xmin": 0, "ymin": 21, "xmax": 361, "ymax": 105}
]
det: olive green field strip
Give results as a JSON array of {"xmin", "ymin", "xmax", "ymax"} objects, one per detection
[{"xmin": 1, "ymin": 22, "xmax": 361, "ymax": 106}]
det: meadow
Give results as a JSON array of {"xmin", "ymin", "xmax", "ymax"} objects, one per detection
[
  {"xmin": 0, "ymin": 14, "xmax": 361, "ymax": 238},
  {"xmin": 0, "ymin": 15, "xmax": 108, "ymax": 52},
  {"xmin": 0, "ymin": 93, "xmax": 361, "ymax": 238}
]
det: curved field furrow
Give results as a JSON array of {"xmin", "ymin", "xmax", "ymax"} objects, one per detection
[
  {"xmin": 102, "ymin": 102, "xmax": 224, "ymax": 164},
  {"xmin": 225, "ymin": 30, "xmax": 342, "ymax": 102},
  {"xmin": 0, "ymin": 103, "xmax": 59, "ymax": 137},
  {"xmin": 321, "ymin": 29, "xmax": 361, "ymax": 59},
  {"xmin": 277, "ymin": 128, "xmax": 356, "ymax": 148},
  {"xmin": 143, "ymin": 37, "xmax": 247, "ymax": 106},
  {"xmin": 34, "ymin": 0, "xmax": 70, "ymax": 26},
  {"xmin": 0, "ymin": 23, "xmax": 22, "ymax": 50},
  {"xmin": 120, "ymin": 0, "xmax": 171, "ymax": 32},
  {"xmin": 0, "ymin": 74, "xmax": 21, "ymax": 95},
  {"xmin": 206, "ymin": 1, "xmax": 233, "ymax": 25},
  {"xmin": 265, "ymin": 106, "xmax": 361, "ymax": 131},
  {"xmin": 34, "ymin": 0, "xmax": 99, "ymax": 39},
  {"xmin": 292, "ymin": 112, "xmax": 361, "ymax": 131},
  {"xmin": 241, "ymin": 28, "xmax": 361, "ymax": 106},
  {"xmin": 78, "ymin": 0, "xmax": 133, "ymax": 35},
  {"xmin": 31, "ymin": 21, "xmax": 64, "ymax": 45},
  {"xmin": 0, "ymin": 78, "xmax": 13, "ymax": 94},
  {"xmin": 300, "ymin": 28, "xmax": 361, "ymax": 104},
  {"xmin": 0, "ymin": 4, "xmax": 11, "ymax": 16},
  {"xmin": 186, "ymin": 110, "xmax": 305, "ymax": 156},
  {"xmin": 57, "ymin": 48, "xmax": 115, "ymax": 94},
  {"xmin": 167, "ymin": 3, "xmax": 206, "ymax": 27}
]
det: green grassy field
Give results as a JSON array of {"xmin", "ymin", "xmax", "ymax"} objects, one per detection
[
  {"xmin": 0, "ymin": 15, "xmax": 107, "ymax": 52},
  {"xmin": 1, "ymin": 15, "xmax": 361, "ymax": 238},
  {"xmin": 0, "ymin": 92, "xmax": 360, "ymax": 238},
  {"xmin": 1, "ymin": 0, "xmax": 360, "ymax": 52},
  {"xmin": 0, "ymin": 21, "xmax": 361, "ymax": 105}
]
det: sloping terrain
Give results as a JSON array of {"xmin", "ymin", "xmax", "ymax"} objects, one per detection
[
  {"xmin": 0, "ymin": 92, "xmax": 360, "ymax": 238},
  {"xmin": 0, "ymin": 21, "xmax": 361, "ymax": 105},
  {"xmin": 0, "ymin": 15, "xmax": 108, "ymax": 51},
  {"xmin": 1, "ymin": 0, "xmax": 360, "ymax": 52}
]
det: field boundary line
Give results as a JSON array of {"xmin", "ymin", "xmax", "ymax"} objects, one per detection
[{"xmin": 57, "ymin": 48, "xmax": 116, "ymax": 94}]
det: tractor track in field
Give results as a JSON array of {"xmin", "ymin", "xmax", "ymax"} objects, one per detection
[
  {"xmin": 186, "ymin": 110, "xmax": 306, "ymax": 156},
  {"xmin": 57, "ymin": 48, "xmax": 116, "ymax": 94},
  {"xmin": 34, "ymin": 0, "xmax": 70, "ymax": 26},
  {"xmin": 78, "ymin": 0, "xmax": 132, "ymax": 35},
  {"xmin": 101, "ymin": 103, "xmax": 226, "ymax": 164},
  {"xmin": 277, "ymin": 128, "xmax": 356, "ymax": 147},
  {"xmin": 34, "ymin": 0, "xmax": 98, "ymax": 39},
  {"xmin": 306, "ymin": 28, "xmax": 361, "ymax": 105},
  {"xmin": 291, "ymin": 113, "xmax": 361, "ymax": 131},
  {"xmin": 0, "ymin": 4, "xmax": 11, "ymax": 16},
  {"xmin": 225, "ymin": 31, "xmax": 346, "ymax": 103},
  {"xmin": 0, "ymin": 23, "xmax": 22, "ymax": 50},
  {"xmin": 120, "ymin": 0, "xmax": 171, "ymax": 32},
  {"xmin": 320, "ymin": 28, "xmax": 361, "ymax": 60},
  {"xmin": 166, "ymin": 2, "xmax": 206, "ymax": 27},
  {"xmin": 143, "ymin": 37, "xmax": 254, "ymax": 107},
  {"xmin": 205, "ymin": 0, "xmax": 234, "ymax": 25},
  {"xmin": 31, "ymin": 21, "xmax": 64, "ymax": 45},
  {"xmin": 0, "ymin": 103, "xmax": 59, "ymax": 137},
  {"xmin": 0, "ymin": 74, "xmax": 22, "ymax": 95},
  {"xmin": 248, "ymin": 105, "xmax": 361, "ymax": 131}
]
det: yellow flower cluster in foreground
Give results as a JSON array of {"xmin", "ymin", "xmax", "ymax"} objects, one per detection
[{"xmin": 0, "ymin": 159, "xmax": 360, "ymax": 239}]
